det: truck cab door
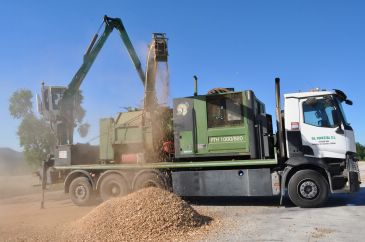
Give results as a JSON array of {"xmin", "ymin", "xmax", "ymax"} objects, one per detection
[{"xmin": 299, "ymin": 97, "xmax": 347, "ymax": 159}]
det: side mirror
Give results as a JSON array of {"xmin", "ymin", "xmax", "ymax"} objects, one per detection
[
  {"xmin": 345, "ymin": 99, "xmax": 353, "ymax": 105},
  {"xmin": 335, "ymin": 126, "xmax": 344, "ymax": 134}
]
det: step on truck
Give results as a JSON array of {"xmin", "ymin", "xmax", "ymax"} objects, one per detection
[{"xmin": 40, "ymin": 16, "xmax": 361, "ymax": 208}]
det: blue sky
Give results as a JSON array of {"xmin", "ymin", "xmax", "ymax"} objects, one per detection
[{"xmin": 0, "ymin": 0, "xmax": 364, "ymax": 151}]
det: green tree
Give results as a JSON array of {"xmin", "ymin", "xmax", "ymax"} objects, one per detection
[
  {"xmin": 17, "ymin": 114, "xmax": 56, "ymax": 167},
  {"xmin": 356, "ymin": 142, "xmax": 365, "ymax": 160},
  {"xmin": 9, "ymin": 89, "xmax": 88, "ymax": 168},
  {"xmin": 73, "ymin": 91, "xmax": 89, "ymax": 138},
  {"xmin": 9, "ymin": 89, "xmax": 33, "ymax": 118},
  {"xmin": 8, "ymin": 90, "xmax": 55, "ymax": 168}
]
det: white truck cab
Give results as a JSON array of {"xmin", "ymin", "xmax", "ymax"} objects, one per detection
[
  {"xmin": 284, "ymin": 89, "xmax": 355, "ymax": 159},
  {"xmin": 279, "ymin": 87, "xmax": 360, "ymax": 207}
]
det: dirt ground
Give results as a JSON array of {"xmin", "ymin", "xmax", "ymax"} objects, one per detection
[
  {"xmin": 0, "ymin": 163, "xmax": 364, "ymax": 241},
  {"xmin": 0, "ymin": 176, "xmax": 220, "ymax": 241}
]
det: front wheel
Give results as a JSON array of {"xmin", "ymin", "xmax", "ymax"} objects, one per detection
[
  {"xmin": 69, "ymin": 177, "xmax": 94, "ymax": 206},
  {"xmin": 288, "ymin": 169, "xmax": 329, "ymax": 208}
]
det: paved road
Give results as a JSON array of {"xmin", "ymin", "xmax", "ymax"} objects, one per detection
[{"xmin": 199, "ymin": 162, "xmax": 365, "ymax": 242}]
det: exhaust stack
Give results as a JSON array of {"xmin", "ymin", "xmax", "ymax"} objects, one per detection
[
  {"xmin": 275, "ymin": 78, "xmax": 285, "ymax": 159},
  {"xmin": 193, "ymin": 75, "xmax": 198, "ymax": 96}
]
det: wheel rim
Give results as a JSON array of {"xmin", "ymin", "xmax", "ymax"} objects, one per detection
[
  {"xmin": 100, "ymin": 175, "xmax": 129, "ymax": 201},
  {"xmin": 75, "ymin": 185, "xmax": 87, "ymax": 200},
  {"xmin": 298, "ymin": 179, "xmax": 319, "ymax": 199},
  {"xmin": 107, "ymin": 182, "xmax": 121, "ymax": 197}
]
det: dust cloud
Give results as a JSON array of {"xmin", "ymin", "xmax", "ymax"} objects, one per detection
[
  {"xmin": 155, "ymin": 62, "xmax": 171, "ymax": 107},
  {"xmin": 0, "ymin": 148, "xmax": 39, "ymax": 199}
]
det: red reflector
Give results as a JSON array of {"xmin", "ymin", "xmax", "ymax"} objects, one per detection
[{"xmin": 291, "ymin": 122, "xmax": 300, "ymax": 130}]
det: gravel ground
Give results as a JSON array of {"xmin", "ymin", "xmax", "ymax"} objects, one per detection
[
  {"xmin": 0, "ymin": 162, "xmax": 364, "ymax": 241},
  {"xmin": 201, "ymin": 162, "xmax": 365, "ymax": 242}
]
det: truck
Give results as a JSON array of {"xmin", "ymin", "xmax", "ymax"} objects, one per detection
[{"xmin": 40, "ymin": 15, "xmax": 361, "ymax": 208}]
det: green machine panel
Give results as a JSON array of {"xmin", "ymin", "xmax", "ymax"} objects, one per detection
[
  {"xmin": 204, "ymin": 92, "xmax": 250, "ymax": 154},
  {"xmin": 99, "ymin": 110, "xmax": 146, "ymax": 162},
  {"xmin": 173, "ymin": 92, "xmax": 252, "ymax": 159},
  {"xmin": 179, "ymin": 131, "xmax": 194, "ymax": 155},
  {"xmin": 173, "ymin": 97, "xmax": 195, "ymax": 157},
  {"xmin": 100, "ymin": 118, "xmax": 114, "ymax": 161},
  {"xmin": 208, "ymin": 133, "xmax": 249, "ymax": 152}
]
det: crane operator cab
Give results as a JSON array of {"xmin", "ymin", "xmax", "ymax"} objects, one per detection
[
  {"xmin": 284, "ymin": 89, "xmax": 355, "ymax": 160},
  {"xmin": 37, "ymin": 84, "xmax": 67, "ymax": 121}
]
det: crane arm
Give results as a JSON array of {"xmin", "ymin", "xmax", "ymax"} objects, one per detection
[
  {"xmin": 41, "ymin": 15, "xmax": 147, "ymax": 145},
  {"xmin": 65, "ymin": 24, "xmax": 112, "ymax": 96},
  {"xmin": 105, "ymin": 16, "xmax": 146, "ymax": 85},
  {"xmin": 64, "ymin": 15, "xmax": 145, "ymax": 100}
]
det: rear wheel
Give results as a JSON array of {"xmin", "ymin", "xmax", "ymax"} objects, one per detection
[
  {"xmin": 99, "ymin": 174, "xmax": 129, "ymax": 202},
  {"xmin": 288, "ymin": 169, "xmax": 329, "ymax": 208},
  {"xmin": 133, "ymin": 171, "xmax": 168, "ymax": 191},
  {"xmin": 69, "ymin": 177, "xmax": 94, "ymax": 206}
]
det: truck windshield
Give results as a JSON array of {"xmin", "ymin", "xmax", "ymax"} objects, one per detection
[{"xmin": 336, "ymin": 98, "xmax": 350, "ymax": 126}]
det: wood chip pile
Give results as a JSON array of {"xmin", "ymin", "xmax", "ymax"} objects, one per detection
[{"xmin": 65, "ymin": 187, "xmax": 212, "ymax": 241}]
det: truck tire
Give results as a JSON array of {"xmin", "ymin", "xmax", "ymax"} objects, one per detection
[
  {"xmin": 69, "ymin": 176, "xmax": 94, "ymax": 206},
  {"xmin": 99, "ymin": 174, "xmax": 129, "ymax": 202},
  {"xmin": 133, "ymin": 171, "xmax": 167, "ymax": 191},
  {"xmin": 288, "ymin": 169, "xmax": 329, "ymax": 208}
]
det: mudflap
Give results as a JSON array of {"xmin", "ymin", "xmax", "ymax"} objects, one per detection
[
  {"xmin": 279, "ymin": 166, "xmax": 291, "ymax": 205},
  {"xmin": 349, "ymin": 172, "xmax": 360, "ymax": 192},
  {"xmin": 347, "ymin": 158, "xmax": 361, "ymax": 193}
]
